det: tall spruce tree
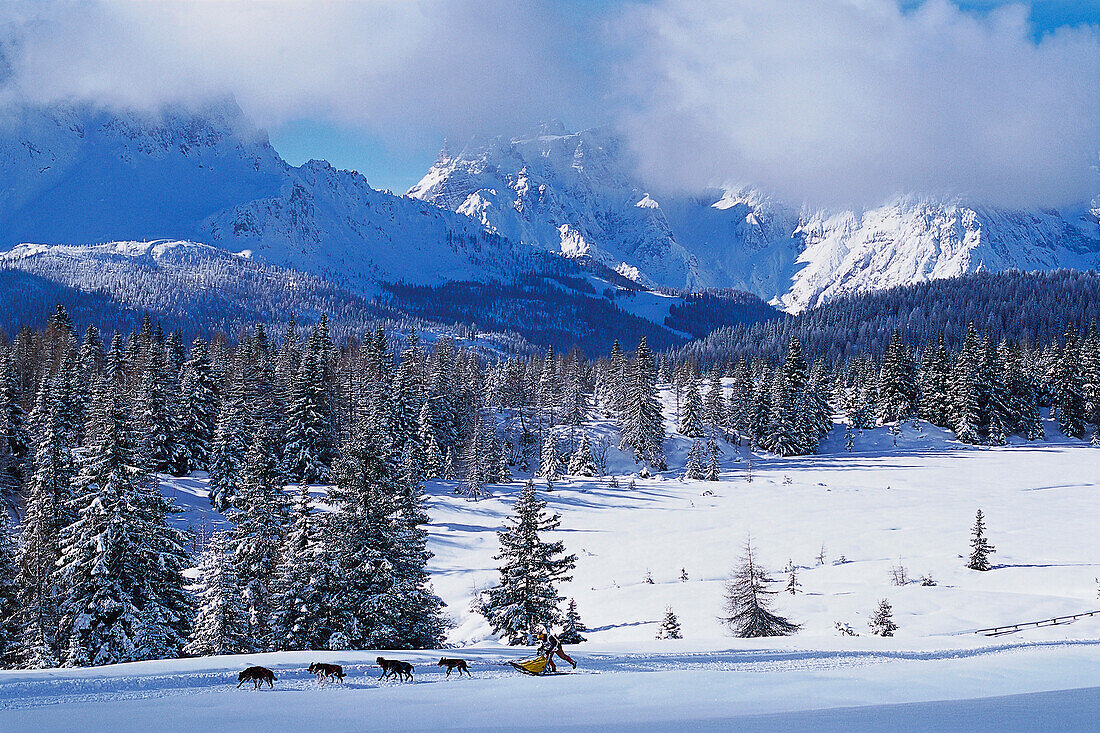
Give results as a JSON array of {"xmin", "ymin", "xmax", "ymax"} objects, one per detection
[
  {"xmin": 679, "ymin": 373, "xmax": 704, "ymax": 438},
  {"xmin": 0, "ymin": 513, "xmax": 20, "ymax": 667},
  {"xmin": 1052, "ymin": 325, "xmax": 1086, "ymax": 438},
  {"xmin": 618, "ymin": 337, "xmax": 666, "ymax": 470},
  {"xmin": 878, "ymin": 330, "xmax": 918, "ymax": 423},
  {"xmin": 16, "ymin": 377, "xmax": 76, "ymax": 666},
  {"xmin": 567, "ymin": 433, "xmax": 597, "ymax": 477},
  {"xmin": 950, "ymin": 324, "xmax": 983, "ymax": 444},
  {"xmin": 228, "ymin": 427, "xmax": 288, "ymax": 651},
  {"xmin": 57, "ymin": 387, "xmax": 192, "ymax": 666},
  {"xmin": 183, "ymin": 531, "xmax": 250, "ymax": 657},
  {"xmin": 481, "ymin": 481, "xmax": 577, "ymax": 645},
  {"xmin": 178, "ymin": 338, "xmax": 218, "ymax": 473}
]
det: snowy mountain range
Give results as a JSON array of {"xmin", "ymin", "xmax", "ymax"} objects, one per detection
[
  {"xmin": 410, "ymin": 125, "xmax": 1100, "ymax": 311},
  {"xmin": 0, "ymin": 102, "xmax": 533, "ymax": 295},
  {"xmin": 0, "ymin": 102, "xmax": 1096, "ymax": 321}
]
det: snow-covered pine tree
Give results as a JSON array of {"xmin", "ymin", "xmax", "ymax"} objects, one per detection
[
  {"xmin": 618, "ymin": 337, "xmax": 666, "ymax": 470},
  {"xmin": 767, "ymin": 337, "xmax": 811, "ymax": 456},
  {"xmin": 844, "ymin": 422, "xmax": 854, "ymax": 452},
  {"xmin": 1052, "ymin": 324, "xmax": 1086, "ymax": 438},
  {"xmin": 868, "ymin": 599, "xmax": 898, "ymax": 637},
  {"xmin": 567, "ymin": 433, "xmax": 597, "ymax": 477},
  {"xmin": 750, "ymin": 368, "xmax": 773, "ymax": 451},
  {"xmin": 1001, "ymin": 341, "xmax": 1044, "ymax": 440},
  {"xmin": 228, "ymin": 427, "xmax": 288, "ymax": 651},
  {"xmin": 1082, "ymin": 323, "xmax": 1100, "ymax": 436},
  {"xmin": 133, "ymin": 341, "xmax": 179, "ymax": 474},
  {"xmin": 679, "ymin": 373, "xmax": 704, "ymax": 438},
  {"xmin": 720, "ymin": 539, "xmax": 799, "ymax": 637},
  {"xmin": 727, "ymin": 356, "xmax": 753, "ymax": 444},
  {"xmin": 704, "ymin": 437, "xmax": 721, "ymax": 481},
  {"xmin": 15, "ymin": 377, "xmax": 76, "ymax": 666},
  {"xmin": 0, "ymin": 513, "xmax": 20, "ymax": 667},
  {"xmin": 270, "ymin": 484, "xmax": 326, "ymax": 651},
  {"xmin": 919, "ymin": 334, "xmax": 952, "ymax": 427},
  {"xmin": 178, "ymin": 338, "xmax": 218, "ymax": 473},
  {"xmin": 207, "ymin": 396, "xmax": 246, "ymax": 512},
  {"xmin": 283, "ymin": 343, "xmax": 333, "ymax": 484},
  {"xmin": 183, "ymin": 531, "xmax": 250, "ymax": 657},
  {"xmin": 481, "ymin": 481, "xmax": 577, "ymax": 645},
  {"xmin": 683, "ymin": 439, "xmax": 704, "ymax": 480},
  {"xmin": 540, "ymin": 431, "xmax": 562, "ymax": 485},
  {"xmin": 325, "ymin": 416, "xmax": 447, "ymax": 650},
  {"xmin": 57, "ymin": 387, "xmax": 192, "ymax": 666},
  {"xmin": 950, "ymin": 324, "xmax": 983, "ymax": 444},
  {"xmin": 656, "ymin": 607, "xmax": 682, "ymax": 640},
  {"xmin": 0, "ymin": 348, "xmax": 27, "ymax": 506},
  {"xmin": 703, "ymin": 372, "xmax": 726, "ymax": 436},
  {"xmin": 877, "ymin": 330, "xmax": 918, "ymax": 423},
  {"xmin": 558, "ymin": 597, "xmax": 587, "ymax": 644},
  {"xmin": 461, "ymin": 417, "xmax": 494, "ymax": 500},
  {"xmin": 389, "ymin": 452, "xmax": 450, "ymax": 649},
  {"xmin": 418, "ymin": 402, "xmax": 443, "ymax": 479},
  {"xmin": 785, "ymin": 563, "xmax": 801, "ymax": 595},
  {"xmin": 967, "ymin": 509, "xmax": 996, "ymax": 571}
]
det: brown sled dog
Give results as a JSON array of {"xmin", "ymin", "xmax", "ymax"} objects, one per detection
[
  {"xmin": 237, "ymin": 666, "xmax": 277, "ymax": 689},
  {"xmin": 377, "ymin": 656, "xmax": 414, "ymax": 681},
  {"xmin": 437, "ymin": 657, "xmax": 471, "ymax": 677},
  {"xmin": 308, "ymin": 662, "xmax": 346, "ymax": 683}
]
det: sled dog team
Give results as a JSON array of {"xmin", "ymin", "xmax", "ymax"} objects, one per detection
[{"xmin": 237, "ymin": 657, "xmax": 471, "ymax": 689}]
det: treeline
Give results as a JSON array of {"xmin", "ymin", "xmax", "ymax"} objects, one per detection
[
  {"xmin": 680, "ymin": 269, "xmax": 1100, "ymax": 364},
  {"xmin": 661, "ymin": 322, "xmax": 1100, "ymax": 450}
]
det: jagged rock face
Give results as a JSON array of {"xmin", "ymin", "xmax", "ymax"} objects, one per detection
[
  {"xmin": 0, "ymin": 102, "xmax": 528, "ymax": 293},
  {"xmin": 410, "ymin": 124, "xmax": 1100, "ymax": 311},
  {"xmin": 408, "ymin": 123, "xmax": 698, "ymax": 289}
]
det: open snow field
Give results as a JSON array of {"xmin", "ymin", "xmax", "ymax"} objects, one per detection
[{"xmin": 3, "ymin": 407, "xmax": 1099, "ymax": 730}]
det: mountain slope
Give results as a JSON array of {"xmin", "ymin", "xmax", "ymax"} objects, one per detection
[
  {"xmin": 410, "ymin": 125, "xmax": 1100, "ymax": 311},
  {"xmin": 0, "ymin": 103, "xmax": 532, "ymax": 293}
]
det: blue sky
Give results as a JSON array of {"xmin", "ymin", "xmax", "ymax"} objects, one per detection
[{"xmin": 268, "ymin": 0, "xmax": 1100, "ymax": 194}]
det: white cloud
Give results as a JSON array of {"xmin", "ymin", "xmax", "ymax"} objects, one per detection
[
  {"xmin": 0, "ymin": 0, "xmax": 1097, "ymax": 208},
  {"xmin": 0, "ymin": 0, "xmax": 601, "ymax": 146},
  {"xmin": 614, "ymin": 0, "xmax": 1100, "ymax": 208}
]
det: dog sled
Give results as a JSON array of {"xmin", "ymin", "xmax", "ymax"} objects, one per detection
[{"xmin": 508, "ymin": 655, "xmax": 552, "ymax": 676}]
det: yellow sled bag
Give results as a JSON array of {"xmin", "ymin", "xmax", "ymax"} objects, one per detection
[{"xmin": 509, "ymin": 656, "xmax": 550, "ymax": 675}]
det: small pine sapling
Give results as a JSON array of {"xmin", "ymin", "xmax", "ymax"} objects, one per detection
[
  {"xmin": 816, "ymin": 544, "xmax": 827, "ymax": 566},
  {"xmin": 558, "ymin": 598, "xmax": 587, "ymax": 644},
  {"xmin": 967, "ymin": 509, "xmax": 996, "ymax": 571},
  {"xmin": 679, "ymin": 568, "xmax": 689, "ymax": 582},
  {"xmin": 835, "ymin": 621, "xmax": 859, "ymax": 637},
  {"xmin": 868, "ymin": 599, "xmax": 898, "ymax": 637},
  {"xmin": 644, "ymin": 570, "xmax": 654, "ymax": 584},
  {"xmin": 656, "ymin": 607, "xmax": 682, "ymax": 639},
  {"xmin": 844, "ymin": 423, "xmax": 854, "ymax": 453},
  {"xmin": 890, "ymin": 563, "xmax": 909, "ymax": 586},
  {"xmin": 785, "ymin": 564, "xmax": 801, "ymax": 595}
]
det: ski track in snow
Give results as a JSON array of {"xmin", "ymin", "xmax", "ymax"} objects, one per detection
[{"xmin": 3, "ymin": 639, "xmax": 1098, "ymax": 711}]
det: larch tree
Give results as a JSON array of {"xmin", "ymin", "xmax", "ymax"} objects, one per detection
[{"xmin": 720, "ymin": 539, "xmax": 799, "ymax": 638}]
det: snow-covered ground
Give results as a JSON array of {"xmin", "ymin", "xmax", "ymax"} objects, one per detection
[{"xmin": 3, "ymin": 394, "xmax": 1099, "ymax": 730}]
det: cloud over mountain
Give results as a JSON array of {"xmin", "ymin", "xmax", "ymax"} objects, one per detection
[{"xmin": 0, "ymin": 0, "xmax": 1097, "ymax": 208}]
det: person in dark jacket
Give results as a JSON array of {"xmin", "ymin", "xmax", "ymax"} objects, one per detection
[{"xmin": 537, "ymin": 631, "xmax": 576, "ymax": 672}]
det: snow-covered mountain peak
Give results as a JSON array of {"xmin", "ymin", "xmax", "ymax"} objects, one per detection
[{"xmin": 408, "ymin": 122, "xmax": 698, "ymax": 290}]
